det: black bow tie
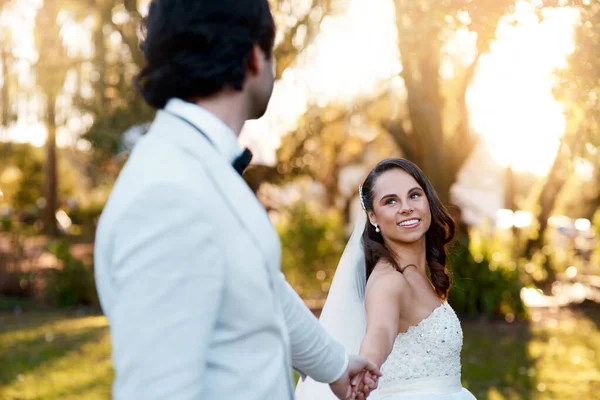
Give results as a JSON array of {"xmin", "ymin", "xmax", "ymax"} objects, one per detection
[{"xmin": 232, "ymin": 148, "xmax": 253, "ymax": 176}]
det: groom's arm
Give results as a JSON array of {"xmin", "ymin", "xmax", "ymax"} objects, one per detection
[
  {"xmin": 108, "ymin": 183, "xmax": 224, "ymax": 399},
  {"xmin": 278, "ymin": 274, "xmax": 349, "ymax": 383}
]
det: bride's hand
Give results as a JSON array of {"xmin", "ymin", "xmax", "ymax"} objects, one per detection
[
  {"xmin": 356, "ymin": 370, "xmax": 378, "ymax": 390},
  {"xmin": 350, "ymin": 370, "xmax": 379, "ymax": 399},
  {"xmin": 330, "ymin": 355, "xmax": 381, "ymax": 400}
]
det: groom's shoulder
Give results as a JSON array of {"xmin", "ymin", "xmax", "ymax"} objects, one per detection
[
  {"xmin": 120, "ymin": 133, "xmax": 214, "ymax": 192},
  {"xmin": 105, "ymin": 151, "xmax": 218, "ymax": 221}
]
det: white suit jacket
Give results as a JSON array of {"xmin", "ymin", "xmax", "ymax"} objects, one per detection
[{"xmin": 94, "ymin": 99, "xmax": 348, "ymax": 400}]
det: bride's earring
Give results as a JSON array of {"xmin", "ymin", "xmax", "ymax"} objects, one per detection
[{"xmin": 375, "ymin": 224, "xmax": 380, "ymax": 233}]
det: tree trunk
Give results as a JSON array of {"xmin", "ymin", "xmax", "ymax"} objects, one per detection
[
  {"xmin": 524, "ymin": 134, "xmax": 576, "ymax": 257},
  {"xmin": 398, "ymin": 51, "xmax": 445, "ymax": 195},
  {"xmin": 322, "ymin": 143, "xmax": 342, "ymax": 209},
  {"xmin": 0, "ymin": 45, "xmax": 10, "ymax": 128},
  {"xmin": 44, "ymin": 91, "xmax": 59, "ymax": 237},
  {"xmin": 504, "ymin": 165, "xmax": 516, "ymax": 211},
  {"xmin": 583, "ymin": 190, "xmax": 600, "ymax": 221},
  {"xmin": 504, "ymin": 165, "xmax": 521, "ymax": 255},
  {"xmin": 93, "ymin": 15, "xmax": 107, "ymax": 114}
]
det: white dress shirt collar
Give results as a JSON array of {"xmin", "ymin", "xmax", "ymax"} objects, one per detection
[{"xmin": 164, "ymin": 98, "xmax": 243, "ymax": 164}]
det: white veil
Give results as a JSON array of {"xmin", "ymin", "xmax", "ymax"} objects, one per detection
[{"xmin": 295, "ymin": 212, "xmax": 379, "ymax": 399}]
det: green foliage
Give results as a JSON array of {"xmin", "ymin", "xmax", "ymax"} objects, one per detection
[
  {"xmin": 591, "ymin": 209, "xmax": 600, "ymax": 268},
  {"xmin": 278, "ymin": 201, "xmax": 347, "ymax": 299},
  {"xmin": 0, "ymin": 312, "xmax": 113, "ymax": 399},
  {"xmin": 449, "ymin": 232, "xmax": 526, "ymax": 320},
  {"xmin": 13, "ymin": 163, "xmax": 43, "ymax": 211},
  {"xmin": 79, "ymin": 97, "xmax": 154, "ymax": 184},
  {"xmin": 66, "ymin": 204, "xmax": 103, "ymax": 235},
  {"xmin": 0, "ymin": 142, "xmax": 81, "ymax": 219},
  {"xmin": 550, "ymin": 0, "xmax": 600, "ymax": 231},
  {"xmin": 46, "ymin": 240, "xmax": 97, "ymax": 308},
  {"xmin": 0, "ymin": 143, "xmax": 44, "ymax": 209},
  {"xmin": 556, "ymin": 0, "xmax": 600, "ymax": 137},
  {"xmin": 594, "ymin": 209, "xmax": 600, "ymax": 236},
  {"xmin": 0, "ymin": 227, "xmax": 38, "ymax": 302}
]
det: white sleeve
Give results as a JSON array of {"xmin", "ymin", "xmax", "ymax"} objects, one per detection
[
  {"xmin": 108, "ymin": 183, "xmax": 224, "ymax": 399},
  {"xmin": 278, "ymin": 273, "xmax": 348, "ymax": 383}
]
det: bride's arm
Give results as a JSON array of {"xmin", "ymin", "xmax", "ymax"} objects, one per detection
[{"xmin": 359, "ymin": 268, "xmax": 405, "ymax": 368}]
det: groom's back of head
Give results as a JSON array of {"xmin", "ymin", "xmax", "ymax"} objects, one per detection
[{"xmin": 135, "ymin": 0, "xmax": 276, "ymax": 110}]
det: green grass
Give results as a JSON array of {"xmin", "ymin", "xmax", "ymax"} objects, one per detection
[
  {"xmin": 1, "ymin": 306, "xmax": 600, "ymax": 399},
  {"xmin": 461, "ymin": 305, "xmax": 600, "ymax": 399},
  {"xmin": 0, "ymin": 311, "xmax": 113, "ymax": 400}
]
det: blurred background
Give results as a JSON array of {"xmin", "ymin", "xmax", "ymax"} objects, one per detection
[{"xmin": 1, "ymin": 0, "xmax": 600, "ymax": 398}]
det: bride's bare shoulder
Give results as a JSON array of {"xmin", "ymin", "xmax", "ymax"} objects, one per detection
[{"xmin": 366, "ymin": 260, "xmax": 407, "ymax": 294}]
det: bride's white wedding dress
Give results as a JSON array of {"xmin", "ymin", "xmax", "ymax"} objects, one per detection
[
  {"xmin": 374, "ymin": 301, "xmax": 476, "ymax": 399},
  {"xmin": 295, "ymin": 299, "xmax": 477, "ymax": 399}
]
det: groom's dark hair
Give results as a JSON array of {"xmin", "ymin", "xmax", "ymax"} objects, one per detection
[{"xmin": 135, "ymin": 0, "xmax": 276, "ymax": 109}]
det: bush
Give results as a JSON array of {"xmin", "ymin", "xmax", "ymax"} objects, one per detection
[
  {"xmin": 46, "ymin": 240, "xmax": 98, "ymax": 307},
  {"xmin": 591, "ymin": 209, "xmax": 600, "ymax": 269},
  {"xmin": 277, "ymin": 202, "xmax": 347, "ymax": 300},
  {"xmin": 0, "ymin": 227, "xmax": 37, "ymax": 300},
  {"xmin": 0, "ymin": 271, "xmax": 34, "ymax": 298},
  {"xmin": 67, "ymin": 205, "xmax": 104, "ymax": 236},
  {"xmin": 449, "ymin": 232, "xmax": 526, "ymax": 320}
]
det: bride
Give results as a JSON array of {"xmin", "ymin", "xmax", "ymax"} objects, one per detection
[{"xmin": 296, "ymin": 158, "xmax": 477, "ymax": 400}]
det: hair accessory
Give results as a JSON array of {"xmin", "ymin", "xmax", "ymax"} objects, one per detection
[{"xmin": 358, "ymin": 185, "xmax": 366, "ymax": 211}]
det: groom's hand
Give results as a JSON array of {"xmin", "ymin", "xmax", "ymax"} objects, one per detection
[{"xmin": 329, "ymin": 355, "xmax": 381, "ymax": 400}]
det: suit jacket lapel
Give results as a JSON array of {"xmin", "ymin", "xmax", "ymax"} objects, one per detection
[{"xmin": 150, "ymin": 111, "xmax": 282, "ymax": 276}]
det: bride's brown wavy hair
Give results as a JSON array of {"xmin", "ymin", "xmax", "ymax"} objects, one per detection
[{"xmin": 360, "ymin": 158, "xmax": 456, "ymax": 299}]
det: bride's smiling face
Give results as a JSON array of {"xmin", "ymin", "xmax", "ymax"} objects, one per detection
[{"xmin": 367, "ymin": 168, "xmax": 432, "ymax": 244}]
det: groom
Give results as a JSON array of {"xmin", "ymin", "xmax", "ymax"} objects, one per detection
[{"xmin": 94, "ymin": 0, "xmax": 380, "ymax": 399}]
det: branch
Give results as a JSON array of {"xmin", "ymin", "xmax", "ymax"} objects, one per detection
[
  {"xmin": 448, "ymin": 50, "xmax": 482, "ymax": 174},
  {"xmin": 539, "ymin": 0, "xmax": 586, "ymax": 6},
  {"xmin": 294, "ymin": 90, "xmax": 388, "ymax": 147},
  {"xmin": 109, "ymin": 17, "xmax": 145, "ymax": 69},
  {"xmin": 247, "ymin": 92, "xmax": 388, "ymax": 190},
  {"xmin": 273, "ymin": 0, "xmax": 336, "ymax": 79},
  {"xmin": 79, "ymin": 0, "xmax": 144, "ymax": 68},
  {"xmin": 382, "ymin": 119, "xmax": 417, "ymax": 162},
  {"xmin": 458, "ymin": 51, "xmax": 481, "ymax": 116}
]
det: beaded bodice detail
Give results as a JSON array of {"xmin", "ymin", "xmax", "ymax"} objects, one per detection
[{"xmin": 380, "ymin": 302, "xmax": 463, "ymax": 385}]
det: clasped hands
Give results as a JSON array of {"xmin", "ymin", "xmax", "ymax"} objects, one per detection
[{"xmin": 329, "ymin": 355, "xmax": 381, "ymax": 400}]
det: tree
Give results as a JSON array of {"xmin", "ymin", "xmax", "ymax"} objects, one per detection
[
  {"xmin": 525, "ymin": 0, "xmax": 600, "ymax": 256},
  {"xmin": 74, "ymin": 0, "xmax": 153, "ymax": 184},
  {"xmin": 0, "ymin": 143, "xmax": 44, "ymax": 209},
  {"xmin": 0, "ymin": 29, "xmax": 16, "ymax": 128},
  {"xmin": 34, "ymin": 0, "xmax": 70, "ymax": 237},
  {"xmin": 523, "ymin": 129, "xmax": 584, "ymax": 256},
  {"xmin": 250, "ymin": 0, "xmax": 519, "ymax": 224},
  {"xmin": 384, "ymin": 0, "xmax": 518, "ymax": 207},
  {"xmin": 79, "ymin": 0, "xmax": 343, "ymax": 180},
  {"xmin": 271, "ymin": 0, "xmax": 340, "ymax": 79},
  {"xmin": 0, "ymin": 0, "xmax": 18, "ymax": 129}
]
